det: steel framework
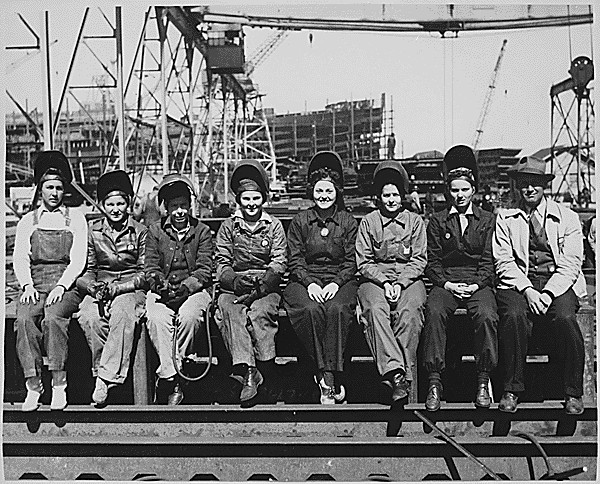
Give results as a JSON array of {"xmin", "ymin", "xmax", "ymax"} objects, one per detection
[{"xmin": 550, "ymin": 56, "xmax": 595, "ymax": 204}]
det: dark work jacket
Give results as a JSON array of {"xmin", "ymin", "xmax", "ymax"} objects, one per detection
[
  {"xmin": 287, "ymin": 207, "xmax": 358, "ymax": 287},
  {"xmin": 425, "ymin": 204, "xmax": 495, "ymax": 289},
  {"xmin": 77, "ymin": 216, "xmax": 147, "ymax": 294},
  {"xmin": 145, "ymin": 216, "xmax": 213, "ymax": 294}
]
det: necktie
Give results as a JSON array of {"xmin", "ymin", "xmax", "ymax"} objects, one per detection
[{"xmin": 529, "ymin": 212, "xmax": 543, "ymax": 238}]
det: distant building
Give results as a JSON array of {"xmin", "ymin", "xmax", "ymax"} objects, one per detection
[{"xmin": 265, "ymin": 95, "xmax": 390, "ymax": 163}]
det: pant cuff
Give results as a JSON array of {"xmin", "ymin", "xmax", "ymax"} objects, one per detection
[{"xmin": 98, "ymin": 369, "xmax": 126, "ymax": 385}]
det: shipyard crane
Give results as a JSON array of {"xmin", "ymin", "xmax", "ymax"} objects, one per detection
[
  {"xmin": 472, "ymin": 39, "xmax": 508, "ymax": 151},
  {"xmin": 245, "ymin": 30, "xmax": 290, "ymax": 75}
]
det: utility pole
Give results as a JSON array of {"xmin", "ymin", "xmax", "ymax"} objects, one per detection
[{"xmin": 40, "ymin": 11, "xmax": 53, "ymax": 150}]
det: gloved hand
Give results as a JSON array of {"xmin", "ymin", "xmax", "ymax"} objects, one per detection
[
  {"xmin": 147, "ymin": 272, "xmax": 166, "ymax": 294},
  {"xmin": 105, "ymin": 282, "xmax": 121, "ymax": 301},
  {"xmin": 234, "ymin": 288, "xmax": 261, "ymax": 307},
  {"xmin": 233, "ymin": 274, "xmax": 255, "ymax": 296},
  {"xmin": 257, "ymin": 268, "xmax": 281, "ymax": 297},
  {"xmin": 88, "ymin": 281, "xmax": 107, "ymax": 300},
  {"xmin": 167, "ymin": 285, "xmax": 189, "ymax": 312}
]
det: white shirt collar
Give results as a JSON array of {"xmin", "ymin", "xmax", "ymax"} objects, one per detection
[{"xmin": 448, "ymin": 203, "xmax": 474, "ymax": 216}]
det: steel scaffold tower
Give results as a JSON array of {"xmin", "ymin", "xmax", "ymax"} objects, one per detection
[{"xmin": 550, "ymin": 56, "xmax": 595, "ymax": 205}]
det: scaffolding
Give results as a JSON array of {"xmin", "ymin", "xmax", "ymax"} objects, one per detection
[{"xmin": 550, "ymin": 56, "xmax": 595, "ymax": 205}]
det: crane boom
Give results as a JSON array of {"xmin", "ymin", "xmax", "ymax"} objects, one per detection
[
  {"xmin": 473, "ymin": 39, "xmax": 507, "ymax": 150},
  {"xmin": 245, "ymin": 30, "xmax": 290, "ymax": 75}
]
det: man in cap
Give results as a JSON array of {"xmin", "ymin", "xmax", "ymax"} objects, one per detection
[
  {"xmin": 356, "ymin": 160, "xmax": 427, "ymax": 403},
  {"xmin": 493, "ymin": 156, "xmax": 586, "ymax": 414},
  {"xmin": 215, "ymin": 160, "xmax": 287, "ymax": 403},
  {"xmin": 13, "ymin": 150, "xmax": 88, "ymax": 411},
  {"xmin": 422, "ymin": 145, "xmax": 498, "ymax": 412},
  {"xmin": 144, "ymin": 173, "xmax": 213, "ymax": 405},
  {"xmin": 76, "ymin": 170, "xmax": 147, "ymax": 406}
]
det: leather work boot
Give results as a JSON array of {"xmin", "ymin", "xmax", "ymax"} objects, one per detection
[
  {"xmin": 382, "ymin": 371, "xmax": 409, "ymax": 402},
  {"xmin": 564, "ymin": 396, "xmax": 584, "ymax": 415},
  {"xmin": 474, "ymin": 383, "xmax": 491, "ymax": 409},
  {"xmin": 425, "ymin": 383, "xmax": 442, "ymax": 412},
  {"xmin": 498, "ymin": 391, "xmax": 519, "ymax": 413},
  {"xmin": 167, "ymin": 380, "xmax": 185, "ymax": 406},
  {"xmin": 240, "ymin": 367, "xmax": 263, "ymax": 402}
]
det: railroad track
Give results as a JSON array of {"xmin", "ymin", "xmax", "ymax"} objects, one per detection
[{"xmin": 3, "ymin": 402, "xmax": 597, "ymax": 481}]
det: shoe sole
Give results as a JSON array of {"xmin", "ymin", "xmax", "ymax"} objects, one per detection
[
  {"xmin": 474, "ymin": 401, "xmax": 491, "ymax": 409},
  {"xmin": 498, "ymin": 406, "xmax": 517, "ymax": 414},
  {"xmin": 22, "ymin": 404, "xmax": 41, "ymax": 412}
]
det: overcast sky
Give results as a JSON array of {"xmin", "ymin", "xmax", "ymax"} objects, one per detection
[{"xmin": 3, "ymin": 1, "xmax": 596, "ymax": 158}]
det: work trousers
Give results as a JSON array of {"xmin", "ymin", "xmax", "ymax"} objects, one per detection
[
  {"xmin": 145, "ymin": 290, "xmax": 211, "ymax": 379},
  {"xmin": 283, "ymin": 280, "xmax": 358, "ymax": 372},
  {"xmin": 422, "ymin": 286, "xmax": 499, "ymax": 374},
  {"xmin": 215, "ymin": 292, "xmax": 280, "ymax": 367},
  {"xmin": 357, "ymin": 280, "xmax": 426, "ymax": 382},
  {"xmin": 497, "ymin": 282, "xmax": 583, "ymax": 397},
  {"xmin": 76, "ymin": 291, "xmax": 145, "ymax": 384},
  {"xmin": 15, "ymin": 289, "xmax": 82, "ymax": 379}
]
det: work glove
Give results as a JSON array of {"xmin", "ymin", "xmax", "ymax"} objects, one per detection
[
  {"xmin": 88, "ymin": 281, "xmax": 107, "ymax": 300},
  {"xmin": 166, "ymin": 285, "xmax": 189, "ymax": 312},
  {"xmin": 105, "ymin": 280, "xmax": 136, "ymax": 300},
  {"xmin": 257, "ymin": 268, "xmax": 281, "ymax": 297},
  {"xmin": 233, "ymin": 274, "xmax": 256, "ymax": 296},
  {"xmin": 147, "ymin": 272, "xmax": 167, "ymax": 294}
]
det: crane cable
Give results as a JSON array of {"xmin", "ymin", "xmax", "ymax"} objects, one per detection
[{"xmin": 567, "ymin": 5, "xmax": 573, "ymax": 62}]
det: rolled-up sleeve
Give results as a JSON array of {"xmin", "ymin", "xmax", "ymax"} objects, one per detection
[
  {"xmin": 13, "ymin": 213, "xmax": 35, "ymax": 289},
  {"xmin": 56, "ymin": 209, "xmax": 88, "ymax": 290},
  {"xmin": 396, "ymin": 215, "xmax": 427, "ymax": 289}
]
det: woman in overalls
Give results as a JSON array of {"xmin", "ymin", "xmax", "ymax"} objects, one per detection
[
  {"xmin": 355, "ymin": 161, "xmax": 427, "ymax": 403},
  {"xmin": 283, "ymin": 151, "xmax": 358, "ymax": 404},
  {"xmin": 215, "ymin": 160, "xmax": 287, "ymax": 403},
  {"xmin": 76, "ymin": 170, "xmax": 147, "ymax": 406},
  {"xmin": 13, "ymin": 151, "xmax": 88, "ymax": 411}
]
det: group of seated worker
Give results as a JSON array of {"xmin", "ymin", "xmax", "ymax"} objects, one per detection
[{"xmin": 13, "ymin": 146, "xmax": 587, "ymax": 416}]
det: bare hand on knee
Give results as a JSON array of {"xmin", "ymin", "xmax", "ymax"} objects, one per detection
[
  {"xmin": 308, "ymin": 283, "xmax": 325, "ymax": 303},
  {"xmin": 321, "ymin": 282, "xmax": 339, "ymax": 301},
  {"xmin": 20, "ymin": 284, "xmax": 39, "ymax": 304},
  {"xmin": 524, "ymin": 287, "xmax": 547, "ymax": 315},
  {"xmin": 46, "ymin": 285, "xmax": 65, "ymax": 306}
]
